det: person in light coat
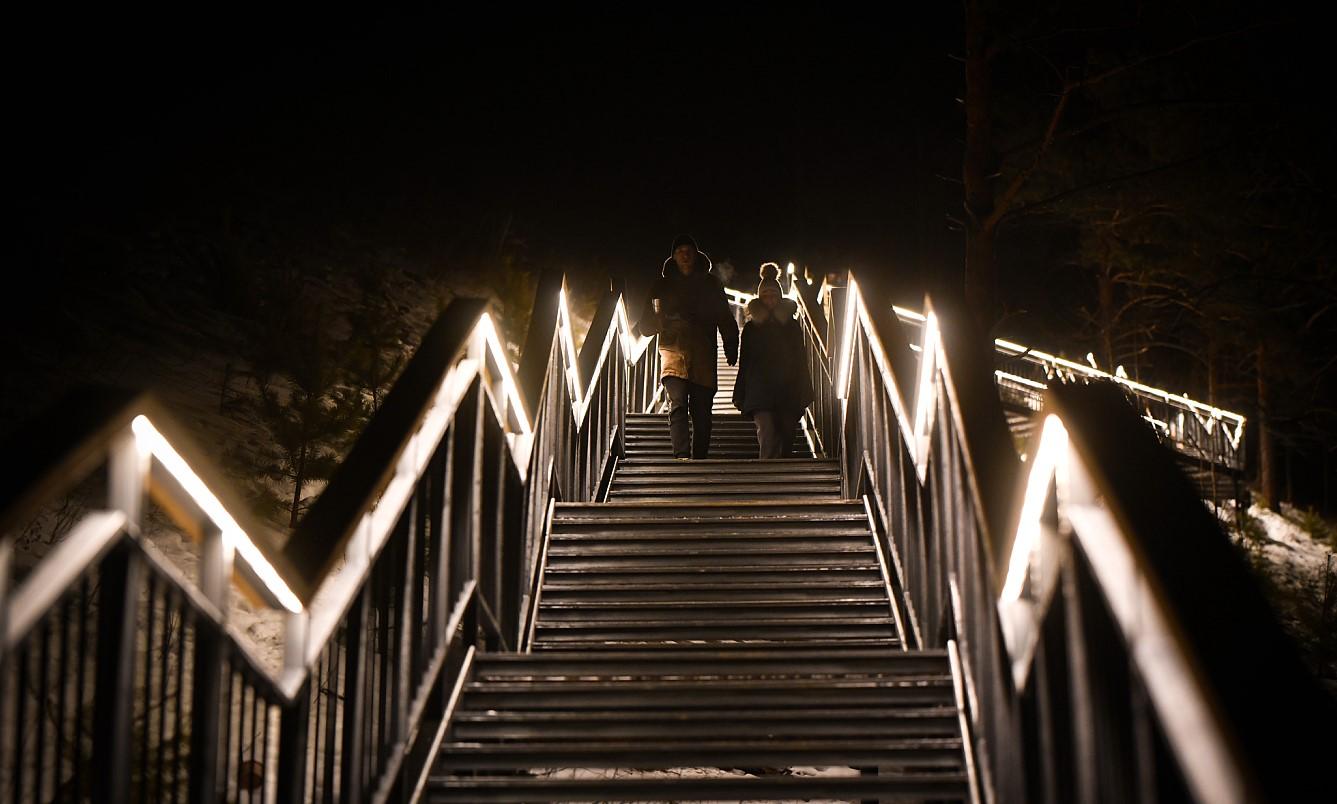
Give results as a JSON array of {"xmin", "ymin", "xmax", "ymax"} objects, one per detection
[{"xmin": 637, "ymin": 235, "xmax": 739, "ymax": 458}]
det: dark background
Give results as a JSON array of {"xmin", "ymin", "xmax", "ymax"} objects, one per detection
[
  {"xmin": 7, "ymin": 5, "xmax": 1337, "ymax": 511},
  {"xmin": 11, "ymin": 8, "xmax": 964, "ymax": 299}
]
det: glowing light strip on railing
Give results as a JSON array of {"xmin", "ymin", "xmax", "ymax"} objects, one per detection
[
  {"xmin": 615, "ymin": 298, "xmax": 652, "ymax": 362},
  {"xmin": 835, "ymin": 278, "xmax": 921, "ymax": 452},
  {"xmin": 997, "ymin": 414, "xmax": 1253, "ymax": 803},
  {"xmin": 556, "ymin": 287, "xmax": 584, "ymax": 404},
  {"xmin": 1001, "ymin": 414, "xmax": 1069, "ymax": 603},
  {"xmin": 131, "ymin": 415, "xmax": 304, "ymax": 614},
  {"xmin": 911, "ymin": 312, "xmax": 940, "ymax": 468},
  {"xmin": 995, "ymin": 370, "xmax": 1048, "ymax": 391},
  {"xmin": 993, "ymin": 337, "xmax": 1245, "ymax": 447},
  {"xmin": 475, "ymin": 313, "xmax": 533, "ymax": 436},
  {"xmin": 895, "ymin": 304, "xmax": 1246, "ymax": 449}
]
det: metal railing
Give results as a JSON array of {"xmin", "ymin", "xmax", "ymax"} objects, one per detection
[
  {"xmin": 806, "ymin": 273, "xmax": 1334, "ymax": 803},
  {"xmin": 893, "ymin": 307, "xmax": 1247, "ymax": 471},
  {"xmin": 0, "ymin": 276, "xmax": 659, "ymax": 803}
]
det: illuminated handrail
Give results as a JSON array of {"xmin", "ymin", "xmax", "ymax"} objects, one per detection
[
  {"xmin": 810, "ymin": 272, "xmax": 1334, "ymax": 802},
  {"xmin": 0, "ymin": 278, "xmax": 660, "ymax": 803},
  {"xmin": 893, "ymin": 305, "xmax": 1247, "ymax": 470}
]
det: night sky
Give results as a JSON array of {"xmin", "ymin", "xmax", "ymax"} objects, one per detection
[{"xmin": 14, "ymin": 8, "xmax": 965, "ymax": 296}]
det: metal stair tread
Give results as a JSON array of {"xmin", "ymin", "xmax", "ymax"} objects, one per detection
[{"xmin": 427, "ymin": 773, "xmax": 971, "ymax": 802}]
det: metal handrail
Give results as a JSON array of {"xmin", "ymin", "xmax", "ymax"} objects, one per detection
[
  {"xmin": 893, "ymin": 306, "xmax": 1247, "ymax": 471},
  {"xmin": 807, "ymin": 272, "xmax": 1335, "ymax": 802},
  {"xmin": 0, "ymin": 278, "xmax": 658, "ymax": 803}
]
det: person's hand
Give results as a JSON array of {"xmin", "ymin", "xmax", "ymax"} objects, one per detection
[{"xmin": 726, "ymin": 351, "xmax": 738, "ymax": 367}]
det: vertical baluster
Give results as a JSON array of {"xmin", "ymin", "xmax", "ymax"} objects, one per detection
[
  {"xmin": 396, "ymin": 496, "xmax": 418, "ymax": 769},
  {"xmin": 54, "ymin": 598, "xmax": 69, "ymax": 800},
  {"xmin": 428, "ymin": 431, "xmax": 452, "ymax": 659},
  {"xmin": 35, "ymin": 618, "xmax": 50, "ymax": 803},
  {"xmin": 156, "ymin": 590, "xmax": 173, "ymax": 801},
  {"xmin": 219, "ymin": 665, "xmax": 235, "ymax": 801},
  {"xmin": 249, "ymin": 683, "xmax": 261, "ymax": 801},
  {"xmin": 306, "ymin": 653, "xmax": 324, "ymax": 801},
  {"xmin": 139, "ymin": 573, "xmax": 156, "ymax": 802},
  {"xmin": 260, "ymin": 695, "xmax": 270, "ymax": 803},
  {"xmin": 12, "ymin": 642, "xmax": 27, "ymax": 804},
  {"xmin": 73, "ymin": 579, "xmax": 89, "ymax": 801},
  {"xmin": 365, "ymin": 596, "xmax": 378, "ymax": 781},
  {"xmin": 232, "ymin": 676, "xmax": 245, "ymax": 800},
  {"xmin": 322, "ymin": 639, "xmax": 341, "ymax": 804},
  {"xmin": 339, "ymin": 591, "xmax": 367, "ymax": 802},
  {"xmin": 170, "ymin": 607, "xmax": 187, "ymax": 804}
]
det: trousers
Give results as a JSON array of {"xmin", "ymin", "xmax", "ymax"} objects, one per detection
[
  {"xmin": 662, "ymin": 377, "xmax": 715, "ymax": 458},
  {"xmin": 753, "ymin": 408, "xmax": 801, "ymax": 459}
]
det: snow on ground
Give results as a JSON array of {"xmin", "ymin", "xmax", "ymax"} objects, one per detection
[{"xmin": 1215, "ymin": 501, "xmax": 1337, "ymax": 685}]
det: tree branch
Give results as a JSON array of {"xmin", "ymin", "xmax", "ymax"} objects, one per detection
[{"xmin": 1001, "ymin": 148, "xmax": 1222, "ymax": 223}]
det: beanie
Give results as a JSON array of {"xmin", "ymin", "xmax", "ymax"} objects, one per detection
[
  {"xmin": 757, "ymin": 262, "xmax": 783, "ymax": 296},
  {"xmin": 671, "ymin": 234, "xmax": 699, "ymax": 253}
]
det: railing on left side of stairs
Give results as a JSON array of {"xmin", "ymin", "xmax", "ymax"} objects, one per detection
[{"xmin": 0, "ymin": 275, "xmax": 658, "ymax": 804}]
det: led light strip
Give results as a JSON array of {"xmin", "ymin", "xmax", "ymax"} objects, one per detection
[
  {"xmin": 1001, "ymin": 414, "xmax": 1069, "ymax": 603},
  {"xmin": 895, "ymin": 304, "xmax": 1246, "ymax": 444},
  {"xmin": 131, "ymin": 415, "xmax": 304, "ymax": 614}
]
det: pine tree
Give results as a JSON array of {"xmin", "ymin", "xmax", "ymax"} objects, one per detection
[
  {"xmin": 258, "ymin": 301, "xmax": 367, "ymax": 528},
  {"xmin": 346, "ymin": 266, "xmax": 409, "ymax": 413}
]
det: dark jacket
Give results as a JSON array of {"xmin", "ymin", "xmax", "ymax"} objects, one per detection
[
  {"xmin": 637, "ymin": 254, "xmax": 740, "ymax": 389},
  {"xmin": 732, "ymin": 298, "xmax": 814, "ymax": 416}
]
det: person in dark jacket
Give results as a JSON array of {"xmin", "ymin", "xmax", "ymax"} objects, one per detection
[
  {"xmin": 732, "ymin": 263, "xmax": 814, "ymax": 458},
  {"xmin": 637, "ymin": 235, "xmax": 740, "ymax": 458}
]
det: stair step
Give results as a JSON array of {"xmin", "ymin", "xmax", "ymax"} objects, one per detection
[
  {"xmin": 606, "ymin": 485, "xmax": 839, "ymax": 494},
  {"xmin": 547, "ymin": 540, "xmax": 873, "ymax": 556},
  {"xmin": 617, "ymin": 457, "xmax": 833, "ymax": 465},
  {"xmin": 549, "ymin": 526, "xmax": 874, "ymax": 540},
  {"xmin": 460, "ymin": 677, "xmax": 948, "ymax": 709},
  {"xmin": 545, "ymin": 556, "xmax": 879, "ymax": 571},
  {"xmin": 436, "ymin": 737, "xmax": 965, "ymax": 768},
  {"xmin": 608, "ymin": 494, "xmax": 840, "ymax": 504},
  {"xmin": 542, "ymin": 565, "xmax": 884, "ymax": 583},
  {"xmin": 549, "ymin": 530, "xmax": 870, "ymax": 542},
  {"xmin": 537, "ymin": 604, "xmax": 892, "ymax": 623},
  {"xmin": 449, "ymin": 709, "xmax": 959, "ymax": 740},
  {"xmin": 530, "ymin": 637, "xmax": 904, "ymax": 652},
  {"xmin": 610, "ymin": 476, "xmax": 838, "ymax": 487},
  {"xmin": 539, "ymin": 582, "xmax": 887, "ymax": 601},
  {"xmin": 554, "ymin": 500, "xmax": 865, "ymax": 516},
  {"xmin": 612, "ymin": 469, "xmax": 836, "ymax": 479},
  {"xmin": 428, "ymin": 773, "xmax": 970, "ymax": 802},
  {"xmin": 472, "ymin": 649, "xmax": 946, "ymax": 675}
]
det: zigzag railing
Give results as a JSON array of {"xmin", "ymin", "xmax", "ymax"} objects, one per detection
[
  {"xmin": 891, "ymin": 306, "xmax": 1247, "ymax": 471},
  {"xmin": 809, "ymin": 273, "xmax": 1334, "ymax": 803},
  {"xmin": 0, "ymin": 275, "xmax": 657, "ymax": 803}
]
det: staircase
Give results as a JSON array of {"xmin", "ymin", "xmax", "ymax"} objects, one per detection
[{"xmin": 428, "ymin": 368, "xmax": 973, "ymax": 801}]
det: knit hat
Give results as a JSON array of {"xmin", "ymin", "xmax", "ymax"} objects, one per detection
[
  {"xmin": 670, "ymin": 234, "xmax": 699, "ymax": 253},
  {"xmin": 757, "ymin": 262, "xmax": 783, "ymax": 296}
]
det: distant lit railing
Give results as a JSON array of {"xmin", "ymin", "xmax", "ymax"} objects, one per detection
[{"xmin": 892, "ymin": 306, "xmax": 1246, "ymax": 471}]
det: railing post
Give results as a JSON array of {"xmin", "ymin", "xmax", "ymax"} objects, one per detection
[
  {"xmin": 395, "ymin": 495, "xmax": 418, "ymax": 746},
  {"xmin": 91, "ymin": 540, "xmax": 142, "ymax": 804},
  {"xmin": 826, "ymin": 285, "xmax": 849, "ymax": 387},
  {"xmin": 92, "ymin": 429, "xmax": 146, "ymax": 804},
  {"xmin": 276, "ymin": 610, "xmax": 310, "ymax": 804},
  {"xmin": 190, "ymin": 525, "xmax": 231, "ymax": 804}
]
